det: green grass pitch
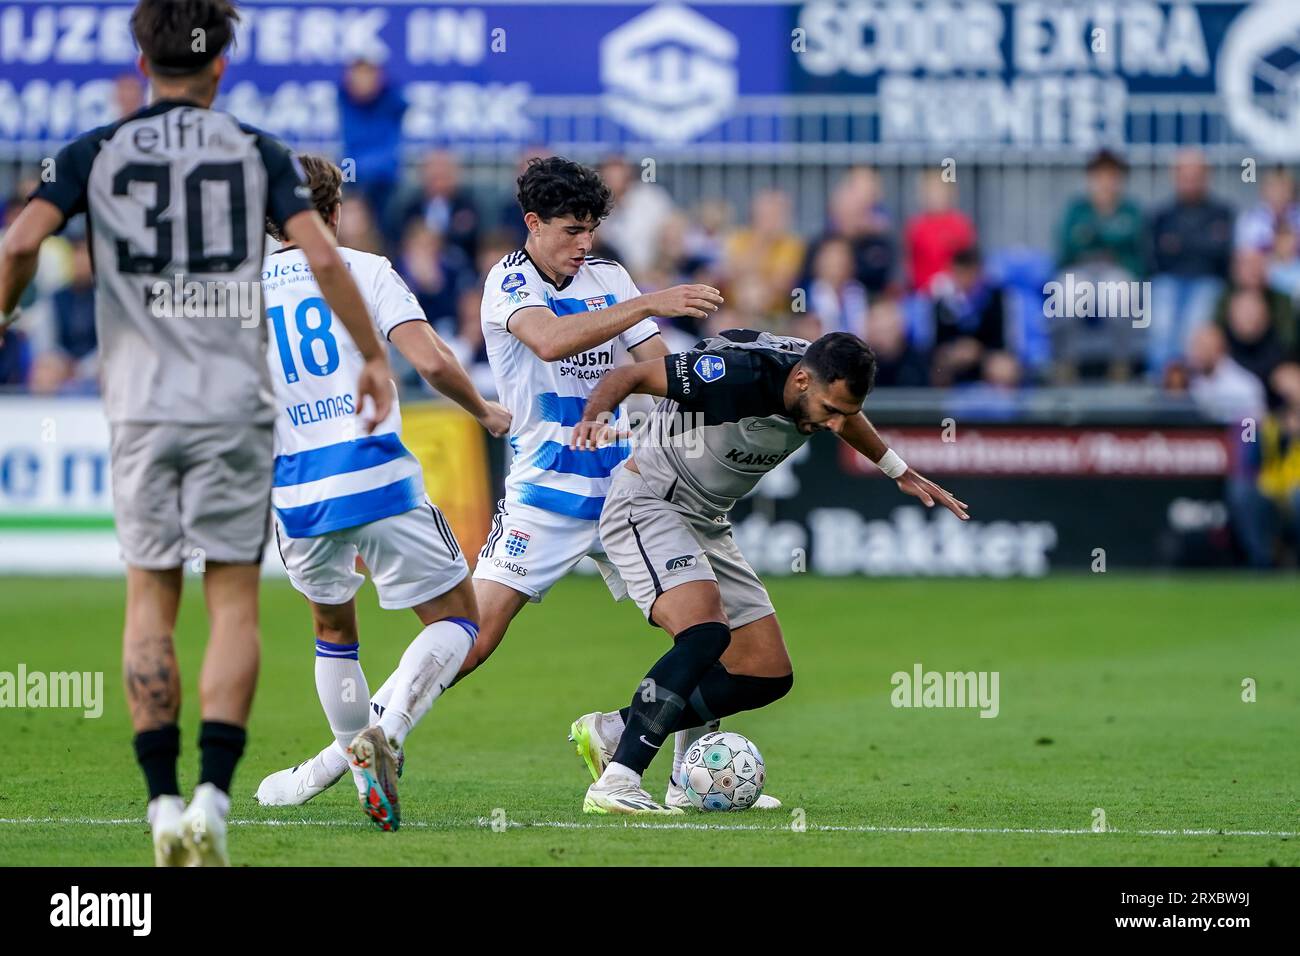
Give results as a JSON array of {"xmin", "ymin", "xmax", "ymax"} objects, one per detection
[{"xmin": 0, "ymin": 574, "xmax": 1296, "ymax": 866}]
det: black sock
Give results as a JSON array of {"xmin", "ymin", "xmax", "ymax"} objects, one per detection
[
  {"xmin": 610, "ymin": 621, "xmax": 730, "ymax": 776},
  {"xmin": 134, "ymin": 725, "xmax": 181, "ymax": 800},
  {"xmin": 620, "ymin": 667, "xmax": 795, "ymax": 735},
  {"xmin": 197, "ymin": 721, "xmax": 246, "ymax": 795},
  {"xmin": 687, "ymin": 666, "xmax": 794, "ymax": 723}
]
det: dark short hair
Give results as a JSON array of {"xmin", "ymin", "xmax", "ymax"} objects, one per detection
[
  {"xmin": 1086, "ymin": 147, "xmax": 1128, "ymax": 174},
  {"xmin": 951, "ymin": 245, "xmax": 982, "ymax": 269},
  {"xmin": 516, "ymin": 157, "xmax": 613, "ymax": 223},
  {"xmin": 266, "ymin": 154, "xmax": 342, "ymax": 241},
  {"xmin": 801, "ymin": 332, "xmax": 877, "ymax": 398},
  {"xmin": 131, "ymin": 0, "xmax": 240, "ymax": 77}
]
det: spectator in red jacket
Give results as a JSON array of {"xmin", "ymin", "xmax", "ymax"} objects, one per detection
[{"xmin": 905, "ymin": 169, "xmax": 976, "ymax": 293}]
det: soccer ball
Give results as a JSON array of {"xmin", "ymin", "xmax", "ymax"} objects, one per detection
[{"xmin": 680, "ymin": 731, "xmax": 765, "ymax": 811}]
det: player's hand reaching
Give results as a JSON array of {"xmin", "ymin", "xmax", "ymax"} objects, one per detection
[
  {"xmin": 477, "ymin": 401, "xmax": 512, "ymax": 438},
  {"xmin": 895, "ymin": 468, "xmax": 969, "ymax": 521},
  {"xmin": 569, "ymin": 419, "xmax": 624, "ymax": 451},
  {"xmin": 355, "ymin": 356, "xmax": 394, "ymax": 434},
  {"xmin": 645, "ymin": 284, "xmax": 724, "ymax": 321}
]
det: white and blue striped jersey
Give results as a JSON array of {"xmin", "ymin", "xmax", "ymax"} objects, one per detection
[
  {"xmin": 481, "ymin": 250, "xmax": 660, "ymax": 520},
  {"xmin": 263, "ymin": 246, "xmax": 427, "ymax": 538}
]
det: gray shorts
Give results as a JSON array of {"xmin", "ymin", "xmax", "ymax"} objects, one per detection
[
  {"xmin": 599, "ymin": 466, "xmax": 775, "ymax": 629},
  {"xmin": 109, "ymin": 421, "xmax": 273, "ymax": 569}
]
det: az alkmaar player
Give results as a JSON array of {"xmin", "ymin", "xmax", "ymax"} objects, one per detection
[
  {"xmin": 0, "ymin": 0, "xmax": 393, "ymax": 864},
  {"xmin": 253, "ymin": 156, "xmax": 510, "ymax": 830},
  {"xmin": 259, "ymin": 157, "xmax": 750, "ymax": 808},
  {"xmin": 569, "ymin": 330, "xmax": 970, "ymax": 813}
]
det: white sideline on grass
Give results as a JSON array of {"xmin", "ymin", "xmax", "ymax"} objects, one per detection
[{"xmin": 0, "ymin": 817, "xmax": 1295, "ymax": 839}]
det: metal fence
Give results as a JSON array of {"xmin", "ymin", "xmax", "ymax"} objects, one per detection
[{"xmin": 0, "ymin": 92, "xmax": 1281, "ymax": 254}]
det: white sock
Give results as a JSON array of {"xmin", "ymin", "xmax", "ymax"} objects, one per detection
[
  {"xmin": 672, "ymin": 720, "xmax": 720, "ymax": 786},
  {"xmin": 600, "ymin": 761, "xmax": 641, "ymax": 787},
  {"xmin": 369, "ymin": 671, "xmax": 397, "ymax": 725},
  {"xmin": 314, "ymin": 740, "xmax": 350, "ymax": 778},
  {"xmin": 315, "ymin": 638, "xmax": 372, "ymax": 754},
  {"xmin": 377, "ymin": 619, "xmax": 477, "ymax": 748}
]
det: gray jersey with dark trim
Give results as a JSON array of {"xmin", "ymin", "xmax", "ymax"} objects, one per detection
[
  {"xmin": 632, "ymin": 330, "xmax": 812, "ymax": 515},
  {"xmin": 31, "ymin": 100, "xmax": 312, "ymax": 424}
]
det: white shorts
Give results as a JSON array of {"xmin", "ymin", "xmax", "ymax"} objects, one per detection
[
  {"xmin": 274, "ymin": 499, "xmax": 469, "ymax": 610},
  {"xmin": 473, "ymin": 498, "xmax": 627, "ymax": 603}
]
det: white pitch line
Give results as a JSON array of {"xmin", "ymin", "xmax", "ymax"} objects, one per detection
[{"xmin": 0, "ymin": 817, "xmax": 1295, "ymax": 839}]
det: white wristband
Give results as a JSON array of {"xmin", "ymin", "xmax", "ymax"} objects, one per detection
[
  {"xmin": 0, "ymin": 306, "xmax": 20, "ymax": 330},
  {"xmin": 876, "ymin": 449, "xmax": 908, "ymax": 479}
]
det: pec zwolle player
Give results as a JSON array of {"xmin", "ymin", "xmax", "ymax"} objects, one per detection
[
  {"xmin": 256, "ymin": 155, "xmax": 510, "ymax": 831},
  {"xmin": 568, "ymin": 330, "xmax": 970, "ymax": 814}
]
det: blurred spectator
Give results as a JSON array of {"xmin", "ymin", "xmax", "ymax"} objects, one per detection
[
  {"xmin": 1213, "ymin": 248, "xmax": 1298, "ymax": 354},
  {"xmin": 1227, "ymin": 362, "xmax": 1300, "ymax": 567},
  {"xmin": 806, "ymin": 237, "xmax": 868, "ymax": 336},
  {"xmin": 394, "ymin": 150, "xmax": 481, "ymax": 263},
  {"xmin": 338, "ymin": 58, "xmax": 407, "ymax": 242},
  {"xmin": 723, "ymin": 189, "xmax": 804, "ymax": 315},
  {"xmin": 448, "ymin": 287, "xmax": 496, "ymax": 398},
  {"xmin": 112, "ymin": 74, "xmax": 145, "ymax": 118},
  {"xmin": 395, "ymin": 221, "xmax": 475, "ymax": 335},
  {"xmin": 1186, "ymin": 323, "xmax": 1266, "ymax": 422},
  {"xmin": 597, "ymin": 156, "xmax": 676, "ymax": 278},
  {"xmin": 1268, "ymin": 223, "xmax": 1300, "ymax": 294},
  {"xmin": 948, "ymin": 351, "xmax": 1024, "ymax": 421},
  {"xmin": 864, "ymin": 298, "xmax": 929, "ymax": 387},
  {"xmin": 45, "ymin": 239, "xmax": 98, "ymax": 390},
  {"xmin": 681, "ymin": 199, "xmax": 730, "ymax": 281},
  {"xmin": 1058, "ymin": 149, "xmax": 1145, "ymax": 278},
  {"xmin": 494, "ymin": 145, "xmax": 552, "ymax": 246},
  {"xmin": 930, "ymin": 247, "xmax": 1006, "ymax": 386},
  {"xmin": 1146, "ymin": 149, "xmax": 1234, "ymax": 375},
  {"xmin": 0, "ymin": 329, "xmax": 31, "ymax": 387},
  {"xmin": 1050, "ymin": 150, "xmax": 1146, "ymax": 381},
  {"xmin": 337, "ymin": 196, "xmax": 385, "ymax": 255},
  {"xmin": 905, "ymin": 169, "xmax": 976, "ymax": 293},
  {"xmin": 806, "ymin": 167, "xmax": 895, "ymax": 295},
  {"xmin": 1234, "ymin": 166, "xmax": 1300, "ymax": 254},
  {"xmin": 476, "ymin": 228, "xmax": 520, "ymax": 278},
  {"xmin": 1221, "ymin": 288, "xmax": 1288, "ymax": 396}
]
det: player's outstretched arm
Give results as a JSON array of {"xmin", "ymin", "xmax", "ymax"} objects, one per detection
[
  {"xmin": 0, "ymin": 198, "xmax": 63, "ymax": 333},
  {"xmin": 569, "ymin": 358, "xmax": 669, "ymax": 450},
  {"xmin": 511, "ymin": 284, "xmax": 721, "ymax": 362},
  {"xmin": 283, "ymin": 209, "xmax": 392, "ymax": 431},
  {"xmin": 839, "ymin": 413, "xmax": 970, "ymax": 520},
  {"xmin": 389, "ymin": 320, "xmax": 511, "ymax": 437}
]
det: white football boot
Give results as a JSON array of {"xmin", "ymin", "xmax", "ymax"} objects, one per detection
[
  {"xmin": 584, "ymin": 770, "xmax": 683, "ymax": 816},
  {"xmin": 179, "ymin": 783, "xmax": 230, "ymax": 867},
  {"xmin": 257, "ymin": 741, "xmax": 404, "ymax": 807},
  {"xmin": 568, "ymin": 711, "xmax": 619, "ymax": 780},
  {"xmin": 348, "ymin": 726, "xmax": 402, "ymax": 832},
  {"xmin": 148, "ymin": 795, "xmax": 186, "ymax": 867},
  {"xmin": 256, "ymin": 747, "xmax": 347, "ymax": 806}
]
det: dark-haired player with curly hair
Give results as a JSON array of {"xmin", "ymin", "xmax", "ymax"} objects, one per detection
[
  {"xmin": 567, "ymin": 330, "xmax": 969, "ymax": 813},
  {"xmin": 0, "ymin": 0, "xmax": 393, "ymax": 865}
]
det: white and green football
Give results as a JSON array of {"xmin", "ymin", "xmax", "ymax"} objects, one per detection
[{"xmin": 681, "ymin": 731, "xmax": 766, "ymax": 811}]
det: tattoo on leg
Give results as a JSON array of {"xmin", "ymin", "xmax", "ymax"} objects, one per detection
[{"xmin": 124, "ymin": 633, "xmax": 179, "ymax": 728}]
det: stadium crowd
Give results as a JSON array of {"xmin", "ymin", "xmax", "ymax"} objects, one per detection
[{"xmin": 3, "ymin": 66, "xmax": 1300, "ymax": 564}]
